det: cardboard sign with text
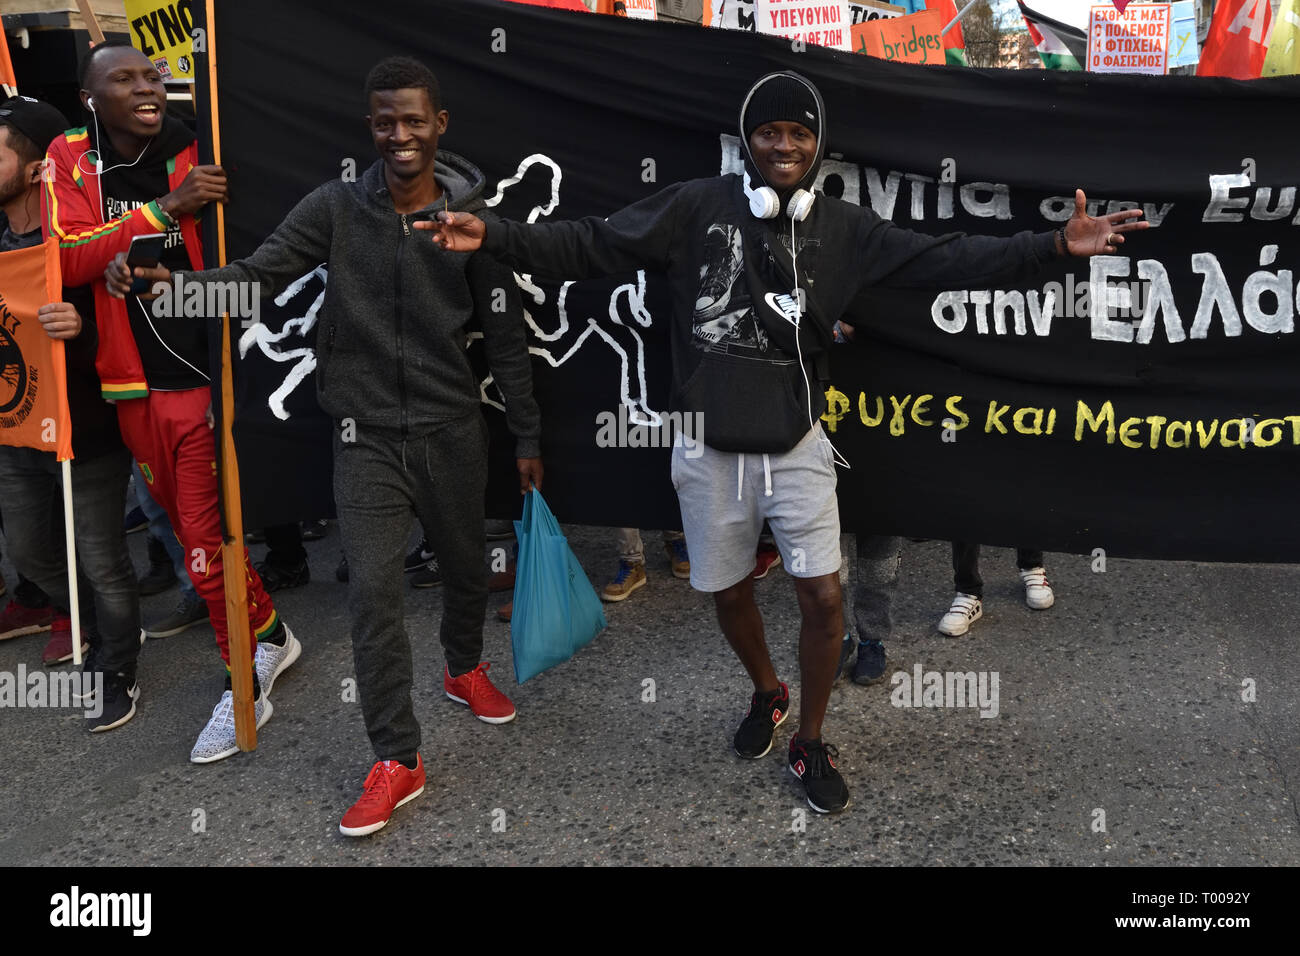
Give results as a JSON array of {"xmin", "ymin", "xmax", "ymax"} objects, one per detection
[
  {"xmin": 124, "ymin": 0, "xmax": 196, "ymax": 81},
  {"xmin": 621, "ymin": 0, "xmax": 659, "ymax": 19},
  {"xmin": 848, "ymin": 0, "xmax": 907, "ymax": 24},
  {"xmin": 756, "ymin": 0, "xmax": 853, "ymax": 50},
  {"xmin": 1087, "ymin": 3, "xmax": 1170, "ymax": 74},
  {"xmin": 852, "ymin": 8, "xmax": 944, "ymax": 63}
]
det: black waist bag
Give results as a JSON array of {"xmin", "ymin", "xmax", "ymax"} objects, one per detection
[
  {"xmin": 679, "ymin": 205, "xmax": 833, "ymax": 453},
  {"xmin": 678, "ymin": 347, "xmax": 812, "ymax": 453}
]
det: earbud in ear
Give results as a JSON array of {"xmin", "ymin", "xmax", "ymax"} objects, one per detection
[{"xmin": 87, "ymin": 97, "xmax": 96, "ymax": 111}]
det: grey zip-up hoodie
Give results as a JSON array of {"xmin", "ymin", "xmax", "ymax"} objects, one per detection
[{"xmin": 193, "ymin": 152, "xmax": 540, "ymax": 456}]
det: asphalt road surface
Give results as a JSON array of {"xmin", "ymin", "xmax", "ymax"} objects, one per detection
[{"xmin": 1, "ymin": 524, "xmax": 1296, "ymax": 866}]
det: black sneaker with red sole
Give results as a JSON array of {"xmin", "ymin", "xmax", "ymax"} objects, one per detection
[
  {"xmin": 733, "ymin": 682, "xmax": 790, "ymax": 759},
  {"xmin": 788, "ymin": 736, "xmax": 850, "ymax": 813}
]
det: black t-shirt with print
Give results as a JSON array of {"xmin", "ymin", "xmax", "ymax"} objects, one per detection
[{"xmin": 97, "ymin": 118, "xmax": 208, "ymax": 391}]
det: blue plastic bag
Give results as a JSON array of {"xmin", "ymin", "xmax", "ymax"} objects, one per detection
[{"xmin": 510, "ymin": 488, "xmax": 607, "ymax": 682}]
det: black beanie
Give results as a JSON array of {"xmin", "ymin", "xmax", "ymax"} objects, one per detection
[{"xmin": 741, "ymin": 73, "xmax": 821, "ymax": 140}]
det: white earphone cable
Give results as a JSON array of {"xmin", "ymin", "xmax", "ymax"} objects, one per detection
[
  {"xmin": 79, "ymin": 112, "xmax": 152, "ymax": 227},
  {"xmin": 133, "ymin": 296, "xmax": 210, "ymax": 384},
  {"xmin": 789, "ymin": 212, "xmax": 849, "ymax": 470}
]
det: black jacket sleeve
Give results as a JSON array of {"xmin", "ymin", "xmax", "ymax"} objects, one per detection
[
  {"xmin": 854, "ymin": 207, "xmax": 1059, "ymax": 292},
  {"xmin": 481, "ymin": 183, "xmax": 684, "ymax": 280}
]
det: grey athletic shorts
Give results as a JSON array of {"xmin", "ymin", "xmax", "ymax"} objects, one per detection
[{"xmin": 671, "ymin": 423, "xmax": 842, "ymax": 592}]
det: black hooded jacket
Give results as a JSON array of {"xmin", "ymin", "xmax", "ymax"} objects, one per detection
[{"xmin": 483, "ymin": 174, "xmax": 1057, "ymax": 450}]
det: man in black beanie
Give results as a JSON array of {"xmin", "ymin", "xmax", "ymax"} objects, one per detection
[{"xmin": 421, "ymin": 72, "xmax": 1146, "ymax": 814}]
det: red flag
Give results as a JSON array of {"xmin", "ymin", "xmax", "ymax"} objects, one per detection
[
  {"xmin": 1197, "ymin": 0, "xmax": 1273, "ymax": 78},
  {"xmin": 1112, "ymin": 0, "xmax": 1132, "ymax": 13},
  {"xmin": 0, "ymin": 238, "xmax": 72, "ymax": 461},
  {"xmin": 0, "ymin": 27, "xmax": 17, "ymax": 96},
  {"xmin": 934, "ymin": 0, "xmax": 966, "ymax": 50}
]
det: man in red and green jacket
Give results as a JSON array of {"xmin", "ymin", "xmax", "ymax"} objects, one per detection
[{"xmin": 43, "ymin": 40, "xmax": 300, "ymax": 764}]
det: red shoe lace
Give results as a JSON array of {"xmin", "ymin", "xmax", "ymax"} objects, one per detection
[
  {"xmin": 353, "ymin": 762, "xmax": 396, "ymax": 810},
  {"xmin": 460, "ymin": 661, "xmax": 489, "ymax": 689}
]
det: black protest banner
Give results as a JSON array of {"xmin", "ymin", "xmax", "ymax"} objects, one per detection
[{"xmin": 201, "ymin": 0, "xmax": 1300, "ymax": 561}]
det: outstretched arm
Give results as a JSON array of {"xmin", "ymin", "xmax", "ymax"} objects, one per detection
[
  {"xmin": 865, "ymin": 188, "xmax": 1149, "ymax": 292},
  {"xmin": 105, "ymin": 185, "xmax": 335, "ymax": 301},
  {"xmin": 415, "ymin": 183, "xmax": 685, "ymax": 280}
]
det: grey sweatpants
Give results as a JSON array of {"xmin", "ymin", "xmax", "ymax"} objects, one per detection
[
  {"xmin": 333, "ymin": 414, "xmax": 489, "ymax": 762},
  {"xmin": 848, "ymin": 534, "xmax": 902, "ymax": 644}
]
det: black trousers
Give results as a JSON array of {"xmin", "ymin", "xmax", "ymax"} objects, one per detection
[
  {"xmin": 334, "ymin": 414, "xmax": 489, "ymax": 763},
  {"xmin": 0, "ymin": 506, "xmax": 52, "ymax": 608},
  {"xmin": 952, "ymin": 542, "xmax": 1043, "ymax": 600},
  {"xmin": 263, "ymin": 522, "xmax": 306, "ymax": 567}
]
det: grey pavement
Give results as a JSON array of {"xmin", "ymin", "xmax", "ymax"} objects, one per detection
[{"xmin": 1, "ymin": 525, "xmax": 1296, "ymax": 866}]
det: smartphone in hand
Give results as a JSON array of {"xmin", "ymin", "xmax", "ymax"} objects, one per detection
[{"xmin": 126, "ymin": 232, "xmax": 168, "ymax": 296}]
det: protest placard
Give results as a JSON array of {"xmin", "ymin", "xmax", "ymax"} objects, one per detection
[{"xmin": 1087, "ymin": 3, "xmax": 1170, "ymax": 74}]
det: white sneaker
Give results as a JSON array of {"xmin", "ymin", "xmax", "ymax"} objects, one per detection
[
  {"xmin": 1019, "ymin": 567, "xmax": 1055, "ymax": 610},
  {"xmin": 255, "ymin": 625, "xmax": 301, "ymax": 696},
  {"xmin": 938, "ymin": 593, "xmax": 982, "ymax": 637},
  {"xmin": 190, "ymin": 689, "xmax": 273, "ymax": 764}
]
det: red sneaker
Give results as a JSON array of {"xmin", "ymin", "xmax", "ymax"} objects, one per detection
[
  {"xmin": 339, "ymin": 756, "xmax": 426, "ymax": 837},
  {"xmin": 487, "ymin": 560, "xmax": 516, "ymax": 593},
  {"xmin": 444, "ymin": 662, "xmax": 516, "ymax": 724},
  {"xmin": 42, "ymin": 615, "xmax": 88, "ymax": 665},
  {"xmin": 752, "ymin": 545, "xmax": 783, "ymax": 580},
  {"xmin": 0, "ymin": 600, "xmax": 55, "ymax": 641}
]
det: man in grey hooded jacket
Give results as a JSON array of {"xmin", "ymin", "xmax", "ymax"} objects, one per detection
[{"xmin": 109, "ymin": 56, "xmax": 543, "ymax": 837}]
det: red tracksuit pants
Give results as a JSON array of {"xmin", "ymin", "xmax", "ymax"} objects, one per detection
[{"xmin": 116, "ymin": 387, "xmax": 278, "ymax": 668}]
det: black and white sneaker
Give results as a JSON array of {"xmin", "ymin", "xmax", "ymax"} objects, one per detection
[
  {"xmin": 938, "ymin": 593, "xmax": 982, "ymax": 637},
  {"xmin": 733, "ymin": 682, "xmax": 790, "ymax": 759},
  {"xmin": 70, "ymin": 648, "xmax": 101, "ymax": 703},
  {"xmin": 410, "ymin": 558, "xmax": 442, "ymax": 589},
  {"xmin": 405, "ymin": 539, "xmax": 436, "ymax": 573},
  {"xmin": 87, "ymin": 671, "xmax": 140, "ymax": 733},
  {"xmin": 788, "ymin": 736, "xmax": 850, "ymax": 814}
]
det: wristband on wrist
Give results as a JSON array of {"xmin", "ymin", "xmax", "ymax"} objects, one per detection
[{"xmin": 1056, "ymin": 225, "xmax": 1069, "ymax": 257}]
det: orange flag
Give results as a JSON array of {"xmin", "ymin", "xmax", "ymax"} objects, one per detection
[
  {"xmin": 1197, "ymin": 0, "xmax": 1273, "ymax": 78},
  {"xmin": 0, "ymin": 27, "xmax": 16, "ymax": 96},
  {"xmin": 0, "ymin": 238, "xmax": 72, "ymax": 460}
]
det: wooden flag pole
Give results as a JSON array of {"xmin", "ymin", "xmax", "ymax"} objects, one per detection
[
  {"xmin": 204, "ymin": 0, "xmax": 256, "ymax": 751},
  {"xmin": 74, "ymin": 0, "xmax": 107, "ymax": 45}
]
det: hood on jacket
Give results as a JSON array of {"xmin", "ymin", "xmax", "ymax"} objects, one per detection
[
  {"xmin": 363, "ymin": 148, "xmax": 488, "ymax": 214},
  {"xmin": 93, "ymin": 113, "xmax": 195, "ymax": 169},
  {"xmin": 737, "ymin": 71, "xmax": 827, "ymax": 203}
]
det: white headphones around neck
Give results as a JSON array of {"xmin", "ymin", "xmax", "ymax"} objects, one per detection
[{"xmin": 743, "ymin": 172, "xmax": 814, "ymax": 222}]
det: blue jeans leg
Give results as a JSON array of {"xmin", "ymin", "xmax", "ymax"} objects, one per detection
[
  {"xmin": 0, "ymin": 446, "xmax": 141, "ymax": 673},
  {"xmin": 135, "ymin": 460, "xmax": 197, "ymax": 602}
]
